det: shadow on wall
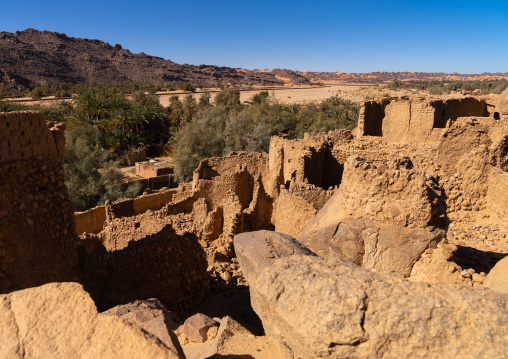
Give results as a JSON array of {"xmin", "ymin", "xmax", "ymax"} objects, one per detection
[
  {"xmin": 362, "ymin": 100, "xmax": 387, "ymax": 136},
  {"xmin": 80, "ymin": 225, "xmax": 209, "ymax": 311},
  {"xmin": 431, "ymin": 99, "xmax": 489, "ymax": 128}
]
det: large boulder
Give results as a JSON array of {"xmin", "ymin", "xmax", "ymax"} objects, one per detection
[
  {"xmin": 296, "ymin": 155, "xmax": 445, "ymax": 275},
  {"xmin": 0, "ymin": 282, "xmax": 181, "ymax": 359},
  {"xmin": 484, "ymin": 255, "xmax": 508, "ymax": 294},
  {"xmin": 235, "ymin": 230, "xmax": 317, "ymax": 286},
  {"xmin": 235, "ymin": 230, "xmax": 508, "ymax": 359},
  {"xmin": 102, "ymin": 298, "xmax": 185, "ymax": 358}
]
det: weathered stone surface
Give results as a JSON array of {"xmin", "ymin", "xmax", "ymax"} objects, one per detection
[
  {"xmin": 182, "ymin": 313, "xmax": 219, "ymax": 343},
  {"xmin": 102, "ymin": 298, "xmax": 185, "ymax": 358},
  {"xmin": 236, "ymin": 232, "xmax": 508, "ymax": 359},
  {"xmin": 0, "ymin": 282, "xmax": 180, "ymax": 359},
  {"xmin": 200, "ymin": 315, "xmax": 284, "ymax": 359},
  {"xmin": 180, "ymin": 316, "xmax": 284, "ymax": 359},
  {"xmin": 200, "ymin": 316, "xmax": 252, "ymax": 358},
  {"xmin": 484, "ymin": 255, "xmax": 508, "ymax": 294},
  {"xmin": 234, "ymin": 230, "xmax": 317, "ymax": 285},
  {"xmin": 296, "ymin": 156, "xmax": 445, "ymax": 275}
]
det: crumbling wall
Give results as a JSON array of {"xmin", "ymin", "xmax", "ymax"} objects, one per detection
[
  {"xmin": 487, "ymin": 168, "xmax": 508, "ymax": 230},
  {"xmin": 359, "ymin": 97, "xmax": 489, "ymax": 143},
  {"xmin": 339, "ymin": 155, "xmax": 446, "ymax": 229},
  {"xmin": 0, "ymin": 111, "xmax": 79, "ymax": 293},
  {"xmin": 265, "ymin": 131, "xmax": 351, "ymax": 196},
  {"xmin": 359, "ymin": 99, "xmax": 389, "ymax": 136},
  {"xmin": 431, "ymin": 98, "xmax": 489, "ymax": 127},
  {"xmin": 192, "ymin": 152, "xmax": 268, "ymax": 190},
  {"xmin": 75, "ymin": 206, "xmax": 107, "ymax": 235},
  {"xmin": 500, "ymin": 88, "xmax": 508, "ymax": 119},
  {"xmin": 437, "ymin": 118, "xmax": 494, "ymax": 213},
  {"xmin": 74, "ymin": 188, "xmax": 178, "ymax": 235},
  {"xmin": 82, "ymin": 225, "xmax": 208, "ymax": 311},
  {"xmin": 272, "ymin": 183, "xmax": 335, "ymax": 237}
]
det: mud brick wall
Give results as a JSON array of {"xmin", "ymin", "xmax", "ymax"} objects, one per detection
[
  {"xmin": 83, "ymin": 225, "xmax": 209, "ymax": 311},
  {"xmin": 0, "ymin": 111, "xmax": 79, "ymax": 293},
  {"xmin": 358, "ymin": 97, "xmax": 488, "ymax": 143},
  {"xmin": 74, "ymin": 188, "xmax": 177, "ymax": 235}
]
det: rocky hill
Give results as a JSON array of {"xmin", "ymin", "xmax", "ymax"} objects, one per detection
[
  {"xmin": 1, "ymin": 29, "xmax": 508, "ymax": 91},
  {"xmin": 0, "ymin": 29, "xmax": 286, "ymax": 89}
]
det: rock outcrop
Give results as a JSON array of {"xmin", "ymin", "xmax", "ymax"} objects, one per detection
[
  {"xmin": 235, "ymin": 230, "xmax": 508, "ymax": 359},
  {"xmin": 0, "ymin": 282, "xmax": 181, "ymax": 358},
  {"xmin": 484, "ymin": 255, "xmax": 508, "ymax": 294},
  {"xmin": 0, "ymin": 29, "xmax": 286, "ymax": 88},
  {"xmin": 296, "ymin": 155, "xmax": 445, "ymax": 275},
  {"xmin": 180, "ymin": 313, "xmax": 219, "ymax": 343},
  {"xmin": 102, "ymin": 298, "xmax": 185, "ymax": 358}
]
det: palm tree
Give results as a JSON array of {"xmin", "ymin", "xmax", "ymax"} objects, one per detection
[
  {"xmin": 245, "ymin": 91, "xmax": 270, "ymax": 105},
  {"xmin": 183, "ymin": 94, "xmax": 197, "ymax": 122},
  {"xmin": 198, "ymin": 92, "xmax": 211, "ymax": 108}
]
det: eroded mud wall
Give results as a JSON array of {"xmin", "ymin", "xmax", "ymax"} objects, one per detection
[{"xmin": 0, "ymin": 112, "xmax": 79, "ymax": 293}]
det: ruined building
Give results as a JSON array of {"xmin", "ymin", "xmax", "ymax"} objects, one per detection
[
  {"xmin": 1, "ymin": 93, "xmax": 508, "ymax": 358},
  {"xmin": 71, "ymin": 95, "xmax": 508, "ymax": 289}
]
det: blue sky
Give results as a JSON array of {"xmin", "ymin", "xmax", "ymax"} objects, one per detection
[{"xmin": 2, "ymin": 0, "xmax": 507, "ymax": 73}]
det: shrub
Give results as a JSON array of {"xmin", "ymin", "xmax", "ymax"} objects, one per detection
[
  {"xmin": 173, "ymin": 107, "xmax": 228, "ymax": 181},
  {"xmin": 214, "ymin": 89, "xmax": 241, "ymax": 111},
  {"xmin": 64, "ymin": 126, "xmax": 141, "ymax": 211}
]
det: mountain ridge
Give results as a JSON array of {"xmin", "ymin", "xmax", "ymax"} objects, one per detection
[{"xmin": 1, "ymin": 29, "xmax": 507, "ymax": 90}]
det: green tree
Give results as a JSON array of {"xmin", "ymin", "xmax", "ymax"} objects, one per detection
[
  {"xmin": 244, "ymin": 91, "xmax": 270, "ymax": 105},
  {"xmin": 173, "ymin": 107, "xmax": 228, "ymax": 181},
  {"xmin": 64, "ymin": 126, "xmax": 141, "ymax": 211},
  {"xmin": 183, "ymin": 94, "xmax": 197, "ymax": 122},
  {"xmin": 214, "ymin": 89, "xmax": 241, "ymax": 111},
  {"xmin": 198, "ymin": 92, "xmax": 211, "ymax": 108}
]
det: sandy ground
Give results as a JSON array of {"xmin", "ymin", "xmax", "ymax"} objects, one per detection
[
  {"xmin": 157, "ymin": 84, "xmax": 385, "ymax": 106},
  {"xmin": 5, "ymin": 84, "xmax": 428, "ymax": 108},
  {"xmin": 4, "ymin": 84, "xmax": 493, "ymax": 109}
]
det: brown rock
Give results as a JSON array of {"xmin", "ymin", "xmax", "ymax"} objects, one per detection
[
  {"xmin": 0, "ymin": 282, "xmax": 180, "ymax": 358},
  {"xmin": 102, "ymin": 298, "xmax": 185, "ymax": 358},
  {"xmin": 182, "ymin": 313, "xmax": 219, "ymax": 343},
  {"xmin": 234, "ymin": 230, "xmax": 317, "ymax": 286},
  {"xmin": 236, "ymin": 230, "xmax": 508, "ymax": 359},
  {"xmin": 297, "ymin": 193, "xmax": 443, "ymax": 276},
  {"xmin": 484, "ymin": 255, "xmax": 508, "ymax": 294}
]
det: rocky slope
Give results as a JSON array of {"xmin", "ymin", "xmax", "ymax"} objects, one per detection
[
  {"xmin": 0, "ymin": 29, "xmax": 285, "ymax": 89},
  {"xmin": 2, "ymin": 29, "xmax": 507, "ymax": 91}
]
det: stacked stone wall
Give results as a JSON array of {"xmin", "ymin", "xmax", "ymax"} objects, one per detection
[
  {"xmin": 0, "ymin": 111, "xmax": 79, "ymax": 293},
  {"xmin": 74, "ymin": 188, "xmax": 178, "ymax": 235},
  {"xmin": 83, "ymin": 225, "xmax": 208, "ymax": 311}
]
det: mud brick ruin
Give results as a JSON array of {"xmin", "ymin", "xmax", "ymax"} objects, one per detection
[
  {"xmin": 0, "ymin": 112, "xmax": 78, "ymax": 291},
  {"xmin": 1, "ymin": 93, "xmax": 508, "ymax": 358},
  {"xmin": 0, "ymin": 111, "xmax": 208, "ymax": 311}
]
